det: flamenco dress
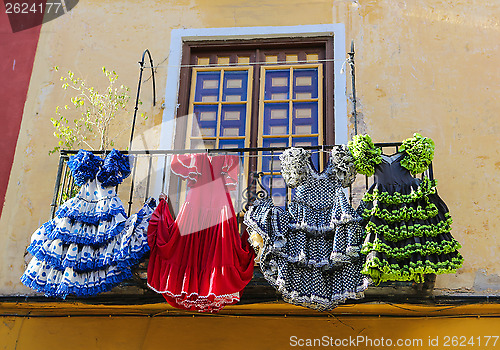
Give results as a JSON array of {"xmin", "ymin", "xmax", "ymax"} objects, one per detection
[
  {"xmin": 147, "ymin": 153, "xmax": 255, "ymax": 312},
  {"xmin": 348, "ymin": 134, "xmax": 463, "ymax": 285},
  {"xmin": 244, "ymin": 147, "xmax": 369, "ymax": 311},
  {"xmin": 21, "ymin": 149, "xmax": 156, "ymax": 298}
]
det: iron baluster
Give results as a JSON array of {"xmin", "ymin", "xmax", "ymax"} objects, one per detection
[
  {"xmin": 50, "ymin": 154, "xmax": 66, "ymax": 219},
  {"xmin": 127, "ymin": 156, "xmax": 138, "ymax": 216}
]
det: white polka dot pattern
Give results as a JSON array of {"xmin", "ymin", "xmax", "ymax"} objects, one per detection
[{"xmin": 245, "ymin": 147, "xmax": 369, "ymax": 311}]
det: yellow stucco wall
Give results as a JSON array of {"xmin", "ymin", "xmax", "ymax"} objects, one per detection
[
  {"xmin": 1, "ymin": 302, "xmax": 500, "ymax": 350},
  {"xmin": 0, "ymin": 0, "xmax": 499, "ymax": 298}
]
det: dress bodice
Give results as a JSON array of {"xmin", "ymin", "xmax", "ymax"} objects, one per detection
[
  {"xmin": 348, "ymin": 133, "xmax": 435, "ymax": 178},
  {"xmin": 68, "ymin": 148, "xmax": 132, "ymax": 187},
  {"xmin": 373, "ymin": 153, "xmax": 417, "ymax": 186},
  {"xmin": 170, "ymin": 153, "xmax": 238, "ymax": 191},
  {"xmin": 292, "ymin": 160, "xmax": 341, "ymax": 210},
  {"xmin": 280, "ymin": 145, "xmax": 356, "ymax": 191}
]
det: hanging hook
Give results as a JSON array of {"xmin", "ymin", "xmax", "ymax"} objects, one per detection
[{"xmin": 129, "ymin": 49, "xmax": 157, "ymax": 151}]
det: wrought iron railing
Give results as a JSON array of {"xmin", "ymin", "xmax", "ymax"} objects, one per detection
[
  {"xmin": 48, "ymin": 144, "xmax": 435, "ymax": 300},
  {"xmin": 51, "ymin": 143, "xmax": 433, "ymax": 220}
]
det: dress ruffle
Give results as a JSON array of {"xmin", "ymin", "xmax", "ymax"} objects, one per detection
[
  {"xmin": 399, "ymin": 133, "xmax": 435, "ymax": 175},
  {"xmin": 27, "ymin": 201, "xmax": 155, "ymax": 272},
  {"xmin": 21, "ymin": 149, "xmax": 156, "ymax": 298},
  {"xmin": 347, "ymin": 134, "xmax": 382, "ymax": 176},
  {"xmin": 55, "ymin": 180, "xmax": 127, "ymax": 226},
  {"xmin": 38, "ymin": 214, "xmax": 127, "ymax": 246},
  {"xmin": 67, "ymin": 149, "xmax": 103, "ymax": 186},
  {"xmin": 330, "ymin": 145, "xmax": 357, "ymax": 188},
  {"xmin": 21, "ymin": 257, "xmax": 133, "ymax": 298},
  {"xmin": 96, "ymin": 149, "xmax": 132, "ymax": 187},
  {"xmin": 279, "ymin": 148, "xmax": 311, "ymax": 188},
  {"xmin": 147, "ymin": 155, "xmax": 254, "ymax": 312},
  {"xmin": 245, "ymin": 148, "xmax": 369, "ymax": 311},
  {"xmin": 362, "ymin": 251, "xmax": 464, "ymax": 284},
  {"xmin": 147, "ymin": 254, "xmax": 242, "ymax": 312},
  {"xmin": 350, "ymin": 136, "xmax": 463, "ymax": 284}
]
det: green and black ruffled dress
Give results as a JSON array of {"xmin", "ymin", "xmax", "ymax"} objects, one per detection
[{"xmin": 348, "ymin": 134, "xmax": 463, "ymax": 285}]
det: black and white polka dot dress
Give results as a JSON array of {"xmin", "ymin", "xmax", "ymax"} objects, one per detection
[{"xmin": 245, "ymin": 146, "xmax": 369, "ymax": 311}]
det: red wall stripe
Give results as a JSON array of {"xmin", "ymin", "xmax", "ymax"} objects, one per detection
[{"xmin": 0, "ymin": 3, "xmax": 43, "ymax": 217}]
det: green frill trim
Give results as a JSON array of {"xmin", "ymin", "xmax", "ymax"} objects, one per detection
[
  {"xmin": 362, "ymin": 200, "xmax": 439, "ymax": 224},
  {"xmin": 362, "ymin": 177, "xmax": 437, "ymax": 205},
  {"xmin": 399, "ymin": 133, "xmax": 435, "ymax": 175},
  {"xmin": 361, "ymin": 237, "xmax": 461, "ymax": 260},
  {"xmin": 347, "ymin": 134, "xmax": 382, "ymax": 176},
  {"xmin": 361, "ymin": 255, "xmax": 464, "ymax": 285},
  {"xmin": 364, "ymin": 213, "xmax": 453, "ymax": 242}
]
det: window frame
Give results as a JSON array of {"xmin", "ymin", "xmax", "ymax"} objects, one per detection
[
  {"xmin": 174, "ymin": 37, "xmax": 336, "ymax": 150},
  {"xmin": 156, "ymin": 25, "xmax": 347, "ymax": 198}
]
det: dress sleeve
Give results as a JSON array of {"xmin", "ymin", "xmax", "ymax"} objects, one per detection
[
  {"xmin": 170, "ymin": 154, "xmax": 202, "ymax": 186},
  {"xmin": 399, "ymin": 133, "xmax": 435, "ymax": 174},
  {"xmin": 279, "ymin": 147, "xmax": 310, "ymax": 188},
  {"xmin": 67, "ymin": 149, "xmax": 103, "ymax": 186},
  {"xmin": 347, "ymin": 134, "xmax": 382, "ymax": 176},
  {"xmin": 96, "ymin": 149, "xmax": 132, "ymax": 187},
  {"xmin": 221, "ymin": 155, "xmax": 240, "ymax": 191},
  {"xmin": 330, "ymin": 145, "xmax": 357, "ymax": 187}
]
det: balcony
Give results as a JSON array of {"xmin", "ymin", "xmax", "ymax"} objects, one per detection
[{"xmin": 45, "ymin": 144, "xmax": 436, "ymax": 304}]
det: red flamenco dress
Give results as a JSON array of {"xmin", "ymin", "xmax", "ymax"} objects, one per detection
[{"xmin": 147, "ymin": 153, "xmax": 255, "ymax": 312}]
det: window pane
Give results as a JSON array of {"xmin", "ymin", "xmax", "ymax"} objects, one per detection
[
  {"xmin": 261, "ymin": 139, "xmax": 288, "ymax": 173},
  {"xmin": 223, "ymin": 71, "xmax": 248, "ymax": 102},
  {"xmin": 292, "ymin": 102, "xmax": 318, "ymax": 134},
  {"xmin": 221, "ymin": 105, "xmax": 246, "ymax": 137},
  {"xmin": 193, "ymin": 105, "xmax": 218, "ymax": 137},
  {"xmin": 265, "ymin": 70, "xmax": 289, "ymax": 100},
  {"xmin": 194, "ymin": 72, "xmax": 220, "ymax": 102},
  {"xmin": 190, "ymin": 139, "xmax": 216, "ymax": 149},
  {"xmin": 263, "ymin": 103, "xmax": 289, "ymax": 135},
  {"xmin": 219, "ymin": 139, "xmax": 245, "ymax": 149},
  {"xmin": 293, "ymin": 68, "xmax": 318, "ymax": 99}
]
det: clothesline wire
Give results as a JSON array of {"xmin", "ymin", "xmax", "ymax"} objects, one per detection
[
  {"xmin": 130, "ymin": 149, "xmax": 329, "ymax": 158},
  {"xmin": 142, "ymin": 57, "xmax": 348, "ymax": 70}
]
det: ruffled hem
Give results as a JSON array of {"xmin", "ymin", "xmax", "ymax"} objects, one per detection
[
  {"xmin": 361, "ymin": 238, "xmax": 462, "ymax": 260},
  {"xmin": 148, "ymin": 283, "xmax": 240, "ymax": 313},
  {"xmin": 361, "ymin": 200, "xmax": 438, "ymax": 223},
  {"xmin": 290, "ymin": 223, "xmax": 335, "ymax": 236},
  {"xmin": 263, "ymin": 273, "xmax": 369, "ymax": 311},
  {"xmin": 361, "ymin": 255, "xmax": 464, "ymax": 285},
  {"xmin": 147, "ymin": 256, "xmax": 251, "ymax": 303},
  {"xmin": 28, "ymin": 202, "xmax": 154, "ymax": 271},
  {"xmin": 20, "ymin": 257, "xmax": 132, "ymax": 298},
  {"xmin": 363, "ymin": 177, "xmax": 437, "ymax": 205},
  {"xmin": 268, "ymin": 249, "xmax": 361, "ymax": 271},
  {"xmin": 364, "ymin": 213, "xmax": 453, "ymax": 242},
  {"xmin": 36, "ymin": 214, "xmax": 127, "ymax": 246},
  {"xmin": 55, "ymin": 197, "xmax": 127, "ymax": 226},
  {"xmin": 289, "ymin": 215, "xmax": 362, "ymax": 237}
]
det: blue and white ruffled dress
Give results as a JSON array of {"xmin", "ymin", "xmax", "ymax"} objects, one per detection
[{"xmin": 21, "ymin": 149, "xmax": 156, "ymax": 298}]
